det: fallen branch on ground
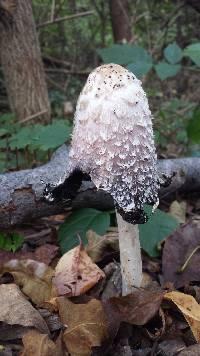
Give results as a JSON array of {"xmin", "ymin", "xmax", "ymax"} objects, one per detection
[{"xmin": 0, "ymin": 145, "xmax": 200, "ymax": 229}]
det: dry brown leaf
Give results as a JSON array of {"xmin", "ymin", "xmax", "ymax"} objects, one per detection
[
  {"xmin": 56, "ymin": 297, "xmax": 109, "ymax": 356},
  {"xmin": 0, "ymin": 244, "xmax": 59, "ymax": 267},
  {"xmin": 86, "ymin": 229, "xmax": 119, "ymax": 263},
  {"xmin": 169, "ymin": 200, "xmax": 186, "ymax": 223},
  {"xmin": 53, "ymin": 244, "xmax": 105, "ymax": 297},
  {"xmin": 165, "ymin": 291, "xmax": 200, "ymax": 343},
  {"xmin": 162, "ymin": 223, "xmax": 200, "ymax": 287},
  {"xmin": 34, "ymin": 244, "xmax": 59, "ymax": 265},
  {"xmin": 0, "ymin": 259, "xmax": 54, "ymax": 306},
  {"xmin": 178, "ymin": 344, "xmax": 200, "ymax": 355},
  {"xmin": 22, "ymin": 330, "xmax": 63, "ymax": 356},
  {"xmin": 109, "ymin": 289, "xmax": 164, "ymax": 325},
  {"xmin": 0, "ymin": 284, "xmax": 49, "ymax": 333}
]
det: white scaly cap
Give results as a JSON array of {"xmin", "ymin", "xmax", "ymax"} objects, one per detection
[{"xmin": 68, "ymin": 63, "xmax": 160, "ymax": 223}]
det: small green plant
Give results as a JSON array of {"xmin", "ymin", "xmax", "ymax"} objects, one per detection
[
  {"xmin": 0, "ymin": 114, "xmax": 72, "ymax": 173},
  {"xmin": 0, "ymin": 232, "xmax": 24, "ymax": 252}
]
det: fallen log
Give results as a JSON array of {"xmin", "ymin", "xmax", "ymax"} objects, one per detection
[{"xmin": 0, "ymin": 144, "xmax": 200, "ymax": 228}]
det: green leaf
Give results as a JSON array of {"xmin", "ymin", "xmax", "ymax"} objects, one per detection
[
  {"xmin": 187, "ymin": 108, "xmax": 200, "ymax": 143},
  {"xmin": 0, "ymin": 128, "xmax": 9, "ymax": 137},
  {"xmin": 9, "ymin": 120, "xmax": 72, "ymax": 151},
  {"xmin": 0, "ymin": 161, "xmax": 6, "ymax": 173},
  {"xmin": 97, "ymin": 44, "xmax": 153, "ymax": 76},
  {"xmin": 164, "ymin": 42, "xmax": 182, "ymax": 64},
  {"xmin": 127, "ymin": 61, "xmax": 152, "ymax": 78},
  {"xmin": 97, "ymin": 44, "xmax": 137, "ymax": 65},
  {"xmin": 0, "ymin": 113, "xmax": 15, "ymax": 123},
  {"xmin": 139, "ymin": 206, "xmax": 179, "ymax": 257},
  {"xmin": 33, "ymin": 120, "xmax": 72, "ymax": 151},
  {"xmin": 184, "ymin": 43, "xmax": 200, "ymax": 66},
  {"xmin": 0, "ymin": 232, "xmax": 24, "ymax": 252},
  {"xmin": 9, "ymin": 126, "xmax": 34, "ymax": 149},
  {"xmin": 0, "ymin": 139, "xmax": 7, "ymax": 149},
  {"xmin": 58, "ymin": 208, "xmax": 110, "ymax": 254},
  {"xmin": 126, "ymin": 47, "xmax": 153, "ymax": 77},
  {"xmin": 155, "ymin": 61, "xmax": 181, "ymax": 80}
]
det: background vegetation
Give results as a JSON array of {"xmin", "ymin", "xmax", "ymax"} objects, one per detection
[{"xmin": 0, "ymin": 0, "xmax": 200, "ymax": 174}]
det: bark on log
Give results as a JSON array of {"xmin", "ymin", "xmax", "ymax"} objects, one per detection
[
  {"xmin": 0, "ymin": 0, "xmax": 51, "ymax": 123},
  {"xmin": 0, "ymin": 145, "xmax": 200, "ymax": 229}
]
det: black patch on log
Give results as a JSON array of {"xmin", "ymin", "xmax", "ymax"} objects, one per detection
[{"xmin": 43, "ymin": 168, "xmax": 91, "ymax": 204}]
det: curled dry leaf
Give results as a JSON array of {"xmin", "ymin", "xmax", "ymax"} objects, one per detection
[
  {"xmin": 165, "ymin": 291, "xmax": 200, "ymax": 343},
  {"xmin": 22, "ymin": 329, "xmax": 63, "ymax": 356},
  {"xmin": 0, "ymin": 259, "xmax": 54, "ymax": 306},
  {"xmin": 0, "ymin": 284, "xmax": 49, "ymax": 334},
  {"xmin": 86, "ymin": 229, "xmax": 119, "ymax": 263},
  {"xmin": 53, "ymin": 244, "xmax": 105, "ymax": 297},
  {"xmin": 163, "ymin": 223, "xmax": 200, "ymax": 287},
  {"xmin": 56, "ymin": 297, "xmax": 110, "ymax": 356},
  {"xmin": 109, "ymin": 289, "xmax": 164, "ymax": 325}
]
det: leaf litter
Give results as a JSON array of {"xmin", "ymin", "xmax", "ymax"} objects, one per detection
[{"xmin": 1, "ymin": 205, "xmax": 200, "ymax": 354}]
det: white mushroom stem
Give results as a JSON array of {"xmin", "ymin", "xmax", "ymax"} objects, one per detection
[{"xmin": 116, "ymin": 211, "xmax": 142, "ymax": 295}]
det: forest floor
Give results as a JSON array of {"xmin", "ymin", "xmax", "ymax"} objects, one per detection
[{"xmin": 0, "ymin": 190, "xmax": 200, "ymax": 356}]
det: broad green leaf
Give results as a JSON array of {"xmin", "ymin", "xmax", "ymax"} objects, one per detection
[
  {"xmin": 97, "ymin": 44, "xmax": 137, "ymax": 65},
  {"xmin": 0, "ymin": 232, "xmax": 24, "ymax": 252},
  {"xmin": 126, "ymin": 47, "xmax": 153, "ymax": 77},
  {"xmin": 164, "ymin": 42, "xmax": 182, "ymax": 64},
  {"xmin": 184, "ymin": 43, "xmax": 200, "ymax": 66},
  {"xmin": 58, "ymin": 208, "xmax": 110, "ymax": 254},
  {"xmin": 34, "ymin": 120, "xmax": 72, "ymax": 151},
  {"xmin": 9, "ymin": 127, "xmax": 34, "ymax": 149},
  {"xmin": 139, "ymin": 206, "xmax": 179, "ymax": 257},
  {"xmin": 155, "ymin": 61, "xmax": 181, "ymax": 80},
  {"xmin": 97, "ymin": 44, "xmax": 152, "ymax": 78},
  {"xmin": 187, "ymin": 108, "xmax": 200, "ymax": 143},
  {"xmin": 9, "ymin": 120, "xmax": 72, "ymax": 151}
]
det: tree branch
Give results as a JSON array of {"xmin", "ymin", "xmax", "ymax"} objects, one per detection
[
  {"xmin": 37, "ymin": 10, "xmax": 94, "ymax": 29},
  {"xmin": 0, "ymin": 144, "xmax": 200, "ymax": 229}
]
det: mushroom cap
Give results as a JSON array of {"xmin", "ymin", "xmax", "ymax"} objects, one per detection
[{"xmin": 69, "ymin": 64, "xmax": 160, "ymax": 223}]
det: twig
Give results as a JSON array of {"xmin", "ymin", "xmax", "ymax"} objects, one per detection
[
  {"xmin": 45, "ymin": 68, "xmax": 91, "ymax": 75},
  {"xmin": 50, "ymin": 0, "xmax": 56, "ymax": 21},
  {"xmin": 177, "ymin": 245, "xmax": 200, "ymax": 273},
  {"xmin": 37, "ymin": 10, "xmax": 94, "ymax": 28},
  {"xmin": 46, "ymin": 75, "xmax": 66, "ymax": 92},
  {"xmin": 24, "ymin": 228, "xmax": 52, "ymax": 241},
  {"xmin": 43, "ymin": 55, "xmax": 71, "ymax": 68},
  {"xmin": 19, "ymin": 109, "xmax": 48, "ymax": 124}
]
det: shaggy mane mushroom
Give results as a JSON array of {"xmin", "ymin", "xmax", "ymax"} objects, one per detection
[{"xmin": 44, "ymin": 63, "xmax": 160, "ymax": 295}]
